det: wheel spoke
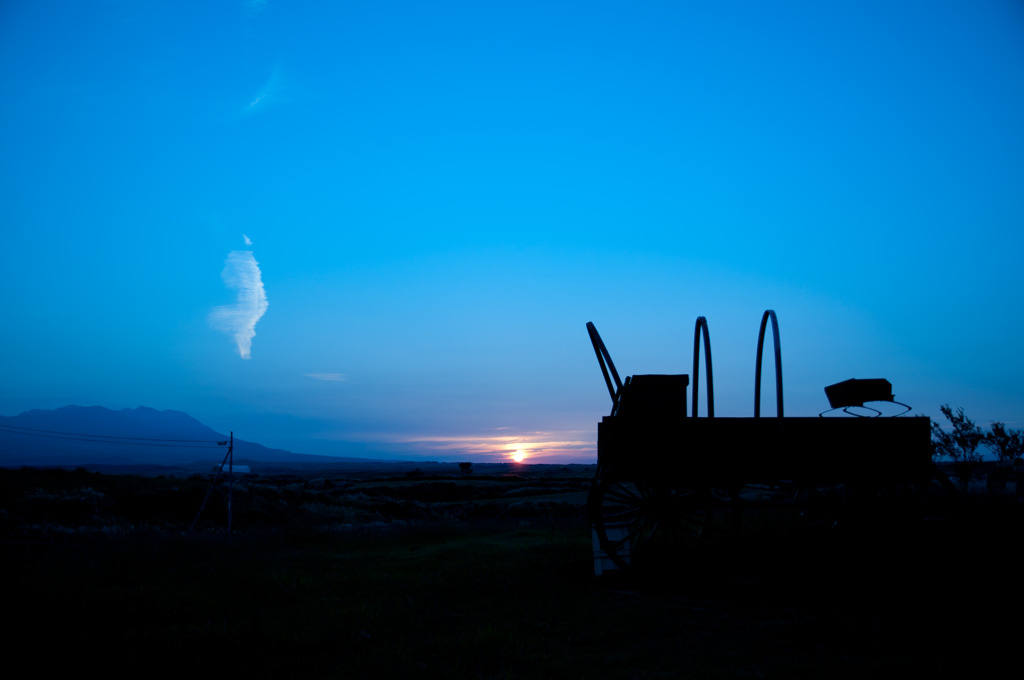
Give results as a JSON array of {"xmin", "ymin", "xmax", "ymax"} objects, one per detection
[
  {"xmin": 604, "ymin": 507, "xmax": 641, "ymax": 522},
  {"xmin": 604, "ymin": 484, "xmax": 642, "ymax": 503}
]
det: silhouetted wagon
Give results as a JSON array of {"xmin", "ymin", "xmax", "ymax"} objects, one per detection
[{"xmin": 586, "ymin": 312, "xmax": 937, "ymax": 574}]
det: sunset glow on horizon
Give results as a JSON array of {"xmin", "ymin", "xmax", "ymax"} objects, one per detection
[{"xmin": 354, "ymin": 430, "xmax": 591, "ymax": 463}]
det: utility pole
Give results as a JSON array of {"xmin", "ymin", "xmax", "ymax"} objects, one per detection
[
  {"xmin": 189, "ymin": 433, "xmax": 234, "ymax": 536},
  {"xmin": 227, "ymin": 431, "xmax": 234, "ymax": 537}
]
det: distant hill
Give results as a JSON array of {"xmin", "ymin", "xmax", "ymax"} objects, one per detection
[{"xmin": 0, "ymin": 405, "xmax": 332, "ymax": 470}]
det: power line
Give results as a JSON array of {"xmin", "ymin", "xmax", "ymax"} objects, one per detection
[{"xmin": 0, "ymin": 423, "xmax": 227, "ymax": 447}]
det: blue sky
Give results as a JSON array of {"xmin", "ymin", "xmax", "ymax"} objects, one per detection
[{"xmin": 2, "ymin": 0, "xmax": 1023, "ymax": 462}]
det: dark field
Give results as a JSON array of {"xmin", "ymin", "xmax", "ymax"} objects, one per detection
[{"xmin": 4, "ymin": 465, "xmax": 1021, "ymax": 678}]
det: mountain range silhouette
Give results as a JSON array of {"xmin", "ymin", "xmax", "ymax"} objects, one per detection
[{"xmin": 0, "ymin": 405, "xmax": 325, "ymax": 469}]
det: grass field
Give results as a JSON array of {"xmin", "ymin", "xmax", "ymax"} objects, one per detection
[{"xmin": 5, "ymin": 466, "xmax": 1021, "ymax": 678}]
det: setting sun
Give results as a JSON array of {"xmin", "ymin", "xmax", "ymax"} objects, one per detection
[{"xmin": 511, "ymin": 449, "xmax": 527, "ymax": 463}]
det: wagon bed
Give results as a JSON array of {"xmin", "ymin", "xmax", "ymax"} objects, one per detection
[{"xmin": 598, "ymin": 413, "xmax": 932, "ymax": 486}]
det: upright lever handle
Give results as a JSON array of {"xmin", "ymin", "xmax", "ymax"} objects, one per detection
[{"xmin": 586, "ymin": 322, "xmax": 623, "ymax": 410}]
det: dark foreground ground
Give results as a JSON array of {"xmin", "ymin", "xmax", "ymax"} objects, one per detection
[{"xmin": 4, "ymin": 465, "xmax": 1021, "ymax": 678}]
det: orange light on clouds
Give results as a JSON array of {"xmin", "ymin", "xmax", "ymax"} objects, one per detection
[{"xmin": 353, "ymin": 429, "xmax": 595, "ymax": 463}]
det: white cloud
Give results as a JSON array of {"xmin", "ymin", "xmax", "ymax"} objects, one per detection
[
  {"xmin": 209, "ymin": 250, "xmax": 269, "ymax": 359},
  {"xmin": 305, "ymin": 373, "xmax": 348, "ymax": 381},
  {"xmin": 243, "ymin": 234, "xmax": 253, "ymax": 246}
]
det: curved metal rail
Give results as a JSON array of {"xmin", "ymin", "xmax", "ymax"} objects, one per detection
[
  {"xmin": 691, "ymin": 316, "xmax": 714, "ymax": 418},
  {"xmin": 754, "ymin": 309, "xmax": 783, "ymax": 418},
  {"xmin": 819, "ymin": 377, "xmax": 911, "ymax": 417}
]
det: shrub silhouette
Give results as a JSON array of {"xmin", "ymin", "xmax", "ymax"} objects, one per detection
[
  {"xmin": 986, "ymin": 422, "xmax": 1024, "ymax": 463},
  {"xmin": 931, "ymin": 405, "xmax": 985, "ymax": 490}
]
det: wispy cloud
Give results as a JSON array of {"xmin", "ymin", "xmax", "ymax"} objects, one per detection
[
  {"xmin": 209, "ymin": 247, "xmax": 269, "ymax": 359},
  {"xmin": 243, "ymin": 234, "xmax": 253, "ymax": 246},
  {"xmin": 245, "ymin": 64, "xmax": 285, "ymax": 115},
  {"xmin": 305, "ymin": 373, "xmax": 348, "ymax": 381}
]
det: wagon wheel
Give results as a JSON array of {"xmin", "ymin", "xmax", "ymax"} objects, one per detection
[{"xmin": 588, "ymin": 465, "xmax": 720, "ymax": 571}]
